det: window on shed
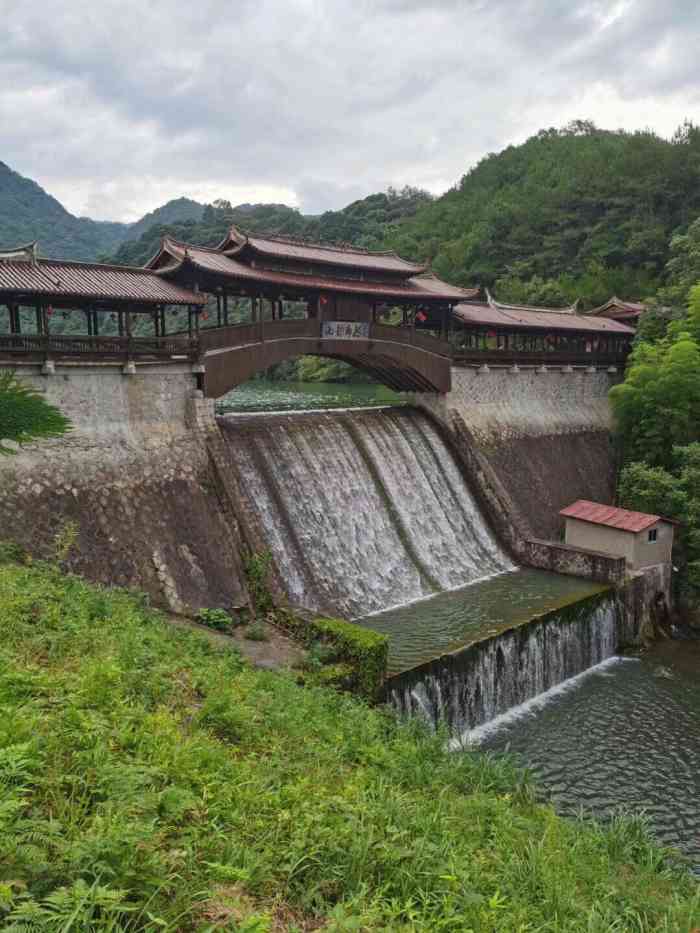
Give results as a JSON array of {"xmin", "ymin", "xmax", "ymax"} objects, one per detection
[{"xmin": 648, "ymin": 528, "xmax": 658, "ymax": 543}]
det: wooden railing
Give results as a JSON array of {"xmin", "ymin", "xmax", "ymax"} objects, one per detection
[
  {"xmin": 197, "ymin": 318, "xmax": 452, "ymax": 357},
  {"xmin": 0, "ymin": 333, "xmax": 197, "ymax": 359},
  {"xmin": 3, "ymin": 321, "xmax": 628, "ymax": 368}
]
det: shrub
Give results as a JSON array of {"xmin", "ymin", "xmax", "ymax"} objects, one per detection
[
  {"xmin": 196, "ymin": 607, "xmax": 235, "ymax": 631},
  {"xmin": 244, "ymin": 621, "xmax": 269, "ymax": 642},
  {"xmin": 276, "ymin": 610, "xmax": 388, "ymax": 701},
  {"xmin": 244, "ymin": 550, "xmax": 274, "ymax": 616}
]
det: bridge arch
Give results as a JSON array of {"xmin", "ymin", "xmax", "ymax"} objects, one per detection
[{"xmin": 198, "ymin": 320, "xmax": 452, "ymax": 397}]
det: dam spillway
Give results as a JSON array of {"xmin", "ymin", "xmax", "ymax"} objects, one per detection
[
  {"xmin": 218, "ymin": 403, "xmax": 641, "ymax": 746},
  {"xmin": 219, "ymin": 407, "xmax": 514, "ymax": 618}
]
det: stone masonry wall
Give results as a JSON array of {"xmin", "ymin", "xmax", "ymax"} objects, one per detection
[
  {"xmin": 415, "ymin": 364, "xmax": 620, "ymax": 542},
  {"xmin": 0, "ymin": 362, "xmax": 249, "ymax": 614}
]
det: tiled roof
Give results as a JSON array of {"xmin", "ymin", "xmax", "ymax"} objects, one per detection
[
  {"xmin": 486, "ymin": 289, "xmax": 579, "ymax": 315},
  {"xmin": 217, "ymin": 225, "xmax": 429, "ymax": 276},
  {"xmin": 560, "ymin": 500, "xmax": 673, "ymax": 533},
  {"xmin": 587, "ymin": 297, "xmax": 646, "ymax": 320},
  {"xmin": 453, "ymin": 301, "xmax": 635, "ymax": 334},
  {"xmin": 152, "ymin": 238, "xmax": 474, "ymax": 302},
  {"xmin": 0, "ymin": 256, "xmax": 205, "ymax": 305}
]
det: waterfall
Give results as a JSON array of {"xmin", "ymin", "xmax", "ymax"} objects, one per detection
[
  {"xmin": 386, "ymin": 593, "xmax": 621, "ymax": 737},
  {"xmin": 219, "ymin": 408, "xmax": 514, "ymax": 617}
]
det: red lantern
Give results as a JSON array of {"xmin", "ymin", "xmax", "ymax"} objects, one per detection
[
  {"xmin": 46, "ymin": 305, "xmax": 54, "ymax": 317},
  {"xmin": 320, "ymin": 295, "xmax": 328, "ymax": 305},
  {"xmin": 202, "ymin": 311, "xmax": 209, "ymax": 321}
]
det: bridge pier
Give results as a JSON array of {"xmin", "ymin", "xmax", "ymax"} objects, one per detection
[{"xmin": 5, "ymin": 359, "xmax": 206, "ymax": 442}]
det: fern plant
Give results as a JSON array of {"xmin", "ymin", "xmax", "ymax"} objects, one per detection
[{"xmin": 0, "ymin": 372, "xmax": 71, "ymax": 453}]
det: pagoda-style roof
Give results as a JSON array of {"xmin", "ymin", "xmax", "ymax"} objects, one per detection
[
  {"xmin": 216, "ymin": 225, "xmax": 429, "ymax": 276},
  {"xmin": 454, "ymin": 298, "xmax": 635, "ymax": 334},
  {"xmin": 485, "ymin": 289, "xmax": 580, "ymax": 315},
  {"xmin": 586, "ymin": 296, "xmax": 646, "ymax": 322},
  {"xmin": 148, "ymin": 235, "xmax": 475, "ymax": 304},
  {"xmin": 0, "ymin": 251, "xmax": 206, "ymax": 306}
]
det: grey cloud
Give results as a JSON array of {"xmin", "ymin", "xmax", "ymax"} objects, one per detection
[{"xmin": 1, "ymin": 0, "xmax": 699, "ymax": 221}]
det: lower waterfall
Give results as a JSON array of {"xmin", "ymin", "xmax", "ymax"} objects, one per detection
[
  {"xmin": 386, "ymin": 592, "xmax": 621, "ymax": 737},
  {"xmin": 219, "ymin": 407, "xmax": 514, "ymax": 618}
]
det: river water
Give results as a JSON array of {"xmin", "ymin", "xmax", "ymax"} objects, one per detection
[
  {"xmin": 358, "ymin": 568, "xmax": 605, "ymax": 674},
  {"xmin": 477, "ymin": 641, "xmax": 700, "ymax": 870},
  {"xmin": 217, "ymin": 379, "xmax": 405, "ymax": 413}
]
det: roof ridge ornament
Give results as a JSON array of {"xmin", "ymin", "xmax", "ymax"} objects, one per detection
[
  {"xmin": 486, "ymin": 288, "xmax": 579, "ymax": 315},
  {"xmin": 0, "ymin": 241, "xmax": 39, "ymax": 264}
]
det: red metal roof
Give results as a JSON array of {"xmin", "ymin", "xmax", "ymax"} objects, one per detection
[
  {"xmin": 0, "ymin": 257, "xmax": 205, "ymax": 306},
  {"xmin": 151, "ymin": 238, "xmax": 475, "ymax": 302},
  {"xmin": 560, "ymin": 500, "xmax": 672, "ymax": 533},
  {"xmin": 217, "ymin": 225, "xmax": 429, "ymax": 276},
  {"xmin": 453, "ymin": 301, "xmax": 635, "ymax": 335}
]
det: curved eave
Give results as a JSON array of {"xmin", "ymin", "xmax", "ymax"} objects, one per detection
[{"xmin": 163, "ymin": 249, "xmax": 462, "ymax": 302}]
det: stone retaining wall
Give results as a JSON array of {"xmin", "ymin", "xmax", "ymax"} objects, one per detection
[
  {"xmin": 0, "ymin": 362, "xmax": 249, "ymax": 613},
  {"xmin": 522, "ymin": 539, "xmax": 627, "ymax": 584},
  {"xmin": 415, "ymin": 364, "xmax": 620, "ymax": 542}
]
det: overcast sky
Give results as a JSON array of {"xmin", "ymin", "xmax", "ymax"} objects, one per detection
[{"xmin": 2, "ymin": 0, "xmax": 699, "ymax": 222}]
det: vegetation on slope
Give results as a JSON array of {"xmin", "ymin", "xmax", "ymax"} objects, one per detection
[
  {"xmin": 108, "ymin": 187, "xmax": 431, "ymax": 268},
  {"xmin": 611, "ymin": 223, "xmax": 700, "ymax": 610},
  {"xmin": 384, "ymin": 120, "xmax": 700, "ymax": 306},
  {"xmin": 0, "ymin": 162, "xmax": 127, "ymax": 261},
  {"xmin": 0, "ymin": 162, "xmax": 206, "ymax": 262},
  {"xmin": 0, "ymin": 558, "xmax": 697, "ymax": 930}
]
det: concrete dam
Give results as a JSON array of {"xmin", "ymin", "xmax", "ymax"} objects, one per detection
[{"xmin": 0, "ymin": 358, "xmax": 660, "ymax": 736}]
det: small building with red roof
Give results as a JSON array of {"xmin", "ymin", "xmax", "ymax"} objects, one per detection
[{"xmin": 560, "ymin": 500, "xmax": 676, "ymax": 570}]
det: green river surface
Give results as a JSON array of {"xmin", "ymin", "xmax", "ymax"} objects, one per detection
[
  {"xmin": 222, "ymin": 379, "xmax": 700, "ymax": 871},
  {"xmin": 217, "ymin": 379, "xmax": 405, "ymax": 413},
  {"xmin": 357, "ymin": 568, "xmax": 606, "ymax": 675}
]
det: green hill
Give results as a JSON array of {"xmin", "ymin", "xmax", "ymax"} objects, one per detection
[
  {"xmin": 383, "ymin": 121, "xmax": 700, "ymax": 306},
  {"xmin": 0, "ymin": 161, "xmax": 207, "ymax": 262},
  {"xmin": 108, "ymin": 187, "xmax": 432, "ymax": 267},
  {"xmin": 0, "ymin": 161, "xmax": 128, "ymax": 261}
]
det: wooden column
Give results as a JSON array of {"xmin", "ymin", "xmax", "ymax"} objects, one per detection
[
  {"xmin": 216, "ymin": 294, "xmax": 222, "ymax": 327},
  {"xmin": 118, "ymin": 311, "xmax": 125, "ymax": 337},
  {"xmin": 9, "ymin": 303, "xmax": 21, "ymax": 335},
  {"xmin": 223, "ymin": 292, "xmax": 229, "ymax": 326}
]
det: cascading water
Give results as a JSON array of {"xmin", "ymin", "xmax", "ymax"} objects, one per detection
[
  {"xmin": 385, "ymin": 592, "xmax": 621, "ymax": 737},
  {"xmin": 219, "ymin": 404, "xmax": 634, "ymax": 743},
  {"xmin": 219, "ymin": 407, "xmax": 514, "ymax": 618}
]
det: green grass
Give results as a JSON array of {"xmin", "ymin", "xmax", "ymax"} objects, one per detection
[{"xmin": 0, "ymin": 562, "xmax": 698, "ymax": 931}]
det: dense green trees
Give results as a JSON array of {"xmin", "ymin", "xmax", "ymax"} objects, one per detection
[
  {"xmin": 611, "ymin": 266, "xmax": 700, "ymax": 606},
  {"xmin": 0, "ymin": 372, "xmax": 71, "ymax": 451},
  {"xmin": 108, "ymin": 187, "xmax": 431, "ymax": 268},
  {"xmin": 384, "ymin": 121, "xmax": 700, "ymax": 306}
]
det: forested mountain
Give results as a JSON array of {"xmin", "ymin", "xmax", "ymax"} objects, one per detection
[
  {"xmin": 108, "ymin": 187, "xmax": 432, "ymax": 266},
  {"xmin": 383, "ymin": 121, "xmax": 700, "ymax": 307},
  {"xmin": 0, "ymin": 161, "xmax": 207, "ymax": 261},
  {"xmin": 126, "ymin": 197, "xmax": 204, "ymax": 241},
  {"xmin": 7, "ymin": 122, "xmax": 700, "ymax": 309},
  {"xmin": 0, "ymin": 162, "xmax": 128, "ymax": 260}
]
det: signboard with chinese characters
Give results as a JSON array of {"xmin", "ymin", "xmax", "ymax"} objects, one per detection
[{"xmin": 321, "ymin": 321, "xmax": 370, "ymax": 340}]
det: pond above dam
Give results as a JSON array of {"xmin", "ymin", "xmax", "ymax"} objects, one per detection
[{"xmin": 357, "ymin": 568, "xmax": 606, "ymax": 674}]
